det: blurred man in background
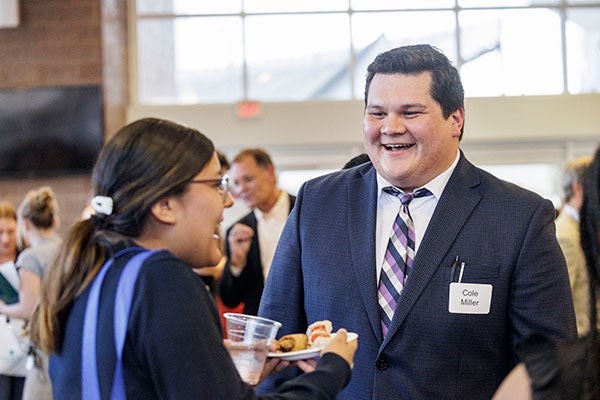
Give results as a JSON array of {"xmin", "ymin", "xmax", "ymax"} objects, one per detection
[
  {"xmin": 556, "ymin": 155, "xmax": 594, "ymax": 336},
  {"xmin": 219, "ymin": 148, "xmax": 295, "ymax": 315}
]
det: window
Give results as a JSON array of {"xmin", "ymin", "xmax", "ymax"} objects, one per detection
[
  {"xmin": 480, "ymin": 164, "xmax": 561, "ymax": 207},
  {"xmin": 245, "ymin": 13, "xmax": 352, "ymax": 101},
  {"xmin": 133, "ymin": 0, "xmax": 600, "ymax": 105},
  {"xmin": 459, "ymin": 8, "xmax": 564, "ymax": 96},
  {"xmin": 566, "ymin": 7, "xmax": 600, "ymax": 94}
]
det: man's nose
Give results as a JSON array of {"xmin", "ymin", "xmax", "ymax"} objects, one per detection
[{"xmin": 380, "ymin": 115, "xmax": 407, "ymax": 135}]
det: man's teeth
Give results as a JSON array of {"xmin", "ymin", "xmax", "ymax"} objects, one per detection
[{"xmin": 385, "ymin": 144, "xmax": 411, "ymax": 150}]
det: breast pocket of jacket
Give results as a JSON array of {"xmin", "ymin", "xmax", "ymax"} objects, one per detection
[
  {"xmin": 454, "ymin": 261, "xmax": 499, "ymax": 284},
  {"xmin": 448, "ymin": 261, "xmax": 499, "ymax": 315}
]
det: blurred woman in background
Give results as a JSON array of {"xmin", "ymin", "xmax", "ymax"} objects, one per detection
[
  {"xmin": 0, "ymin": 201, "xmax": 24, "ymax": 400},
  {"xmin": 0, "ymin": 187, "xmax": 61, "ymax": 400},
  {"xmin": 194, "ymin": 150, "xmax": 231, "ymax": 298}
]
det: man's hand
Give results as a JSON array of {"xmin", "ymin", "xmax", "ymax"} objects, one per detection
[{"xmin": 228, "ymin": 223, "xmax": 254, "ymax": 269}]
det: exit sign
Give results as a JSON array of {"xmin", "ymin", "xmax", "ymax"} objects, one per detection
[{"xmin": 236, "ymin": 101, "xmax": 262, "ymax": 118}]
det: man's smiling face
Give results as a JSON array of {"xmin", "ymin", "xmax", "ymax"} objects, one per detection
[{"xmin": 362, "ymin": 72, "xmax": 464, "ymax": 192}]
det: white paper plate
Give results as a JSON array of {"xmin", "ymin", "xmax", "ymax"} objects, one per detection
[{"xmin": 268, "ymin": 332, "xmax": 358, "ymax": 361}]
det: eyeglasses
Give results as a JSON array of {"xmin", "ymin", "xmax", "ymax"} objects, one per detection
[{"xmin": 189, "ymin": 175, "xmax": 230, "ymax": 202}]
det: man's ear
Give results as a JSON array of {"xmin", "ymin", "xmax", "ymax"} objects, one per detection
[
  {"xmin": 450, "ymin": 107, "xmax": 465, "ymax": 138},
  {"xmin": 573, "ymin": 181, "xmax": 584, "ymax": 197},
  {"xmin": 267, "ymin": 164, "xmax": 277, "ymax": 183},
  {"xmin": 150, "ymin": 197, "xmax": 177, "ymax": 225}
]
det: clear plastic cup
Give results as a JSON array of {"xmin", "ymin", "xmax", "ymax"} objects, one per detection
[{"xmin": 223, "ymin": 313, "xmax": 282, "ymax": 385}]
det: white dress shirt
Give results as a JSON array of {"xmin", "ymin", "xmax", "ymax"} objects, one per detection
[
  {"xmin": 375, "ymin": 151, "xmax": 460, "ymax": 282},
  {"xmin": 254, "ymin": 191, "xmax": 290, "ymax": 282}
]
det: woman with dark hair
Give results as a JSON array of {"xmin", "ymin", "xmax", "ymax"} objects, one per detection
[
  {"xmin": 494, "ymin": 147, "xmax": 600, "ymax": 399},
  {"xmin": 29, "ymin": 118, "xmax": 356, "ymax": 400}
]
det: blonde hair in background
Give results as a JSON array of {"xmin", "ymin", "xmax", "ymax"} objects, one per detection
[
  {"xmin": 0, "ymin": 200, "xmax": 17, "ymax": 220},
  {"xmin": 17, "ymin": 186, "xmax": 59, "ymax": 230},
  {"xmin": 17, "ymin": 186, "xmax": 59, "ymax": 249}
]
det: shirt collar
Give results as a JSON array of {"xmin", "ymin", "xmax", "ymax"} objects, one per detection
[
  {"xmin": 254, "ymin": 191, "xmax": 288, "ymax": 221},
  {"xmin": 562, "ymin": 204, "xmax": 580, "ymax": 222},
  {"xmin": 376, "ymin": 150, "xmax": 460, "ymax": 199}
]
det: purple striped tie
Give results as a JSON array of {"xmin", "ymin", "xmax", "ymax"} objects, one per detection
[{"xmin": 378, "ymin": 187, "xmax": 432, "ymax": 337}]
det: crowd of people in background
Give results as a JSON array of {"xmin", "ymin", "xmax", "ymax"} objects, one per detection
[{"xmin": 0, "ymin": 187, "xmax": 61, "ymax": 400}]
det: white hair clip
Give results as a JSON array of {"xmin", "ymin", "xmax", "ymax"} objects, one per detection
[{"xmin": 91, "ymin": 196, "xmax": 114, "ymax": 216}]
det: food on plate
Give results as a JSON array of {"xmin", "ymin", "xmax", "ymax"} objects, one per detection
[
  {"xmin": 276, "ymin": 333, "xmax": 308, "ymax": 352},
  {"xmin": 273, "ymin": 319, "xmax": 334, "ymax": 353},
  {"xmin": 307, "ymin": 320, "xmax": 333, "ymax": 348}
]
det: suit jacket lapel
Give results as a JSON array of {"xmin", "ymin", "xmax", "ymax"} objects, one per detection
[
  {"xmin": 347, "ymin": 166, "xmax": 384, "ymax": 342},
  {"xmin": 383, "ymin": 153, "xmax": 482, "ymax": 343}
]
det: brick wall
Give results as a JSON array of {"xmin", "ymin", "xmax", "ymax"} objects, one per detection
[
  {"xmin": 0, "ymin": 0, "xmax": 127, "ymax": 237},
  {"xmin": 0, "ymin": 0, "xmax": 102, "ymax": 87}
]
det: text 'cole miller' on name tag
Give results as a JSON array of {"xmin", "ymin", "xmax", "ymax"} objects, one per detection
[{"xmin": 449, "ymin": 283, "xmax": 493, "ymax": 314}]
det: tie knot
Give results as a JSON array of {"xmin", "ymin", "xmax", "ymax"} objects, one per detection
[{"xmin": 383, "ymin": 187, "xmax": 432, "ymax": 206}]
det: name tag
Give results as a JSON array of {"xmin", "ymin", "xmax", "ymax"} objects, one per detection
[{"xmin": 448, "ymin": 283, "xmax": 492, "ymax": 314}]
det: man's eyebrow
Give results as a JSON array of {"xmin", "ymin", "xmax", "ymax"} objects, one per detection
[{"xmin": 366, "ymin": 103, "xmax": 426, "ymax": 110}]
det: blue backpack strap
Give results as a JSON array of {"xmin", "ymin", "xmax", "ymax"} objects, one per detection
[
  {"xmin": 82, "ymin": 257, "xmax": 114, "ymax": 400},
  {"xmin": 81, "ymin": 249, "xmax": 158, "ymax": 400},
  {"xmin": 110, "ymin": 250, "xmax": 156, "ymax": 398}
]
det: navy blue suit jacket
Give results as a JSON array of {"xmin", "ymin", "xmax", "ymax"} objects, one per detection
[
  {"xmin": 258, "ymin": 153, "xmax": 576, "ymax": 399},
  {"xmin": 220, "ymin": 194, "xmax": 295, "ymax": 315}
]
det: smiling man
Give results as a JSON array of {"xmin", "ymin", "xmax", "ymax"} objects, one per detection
[
  {"xmin": 219, "ymin": 148, "xmax": 295, "ymax": 315},
  {"xmin": 257, "ymin": 44, "xmax": 576, "ymax": 399}
]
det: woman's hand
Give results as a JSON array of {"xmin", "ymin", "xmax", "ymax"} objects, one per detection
[
  {"xmin": 320, "ymin": 329, "xmax": 357, "ymax": 368},
  {"xmin": 294, "ymin": 358, "xmax": 318, "ymax": 372},
  {"xmin": 259, "ymin": 356, "xmax": 291, "ymax": 383},
  {"xmin": 256, "ymin": 339, "xmax": 291, "ymax": 384},
  {"xmin": 255, "ymin": 329, "xmax": 358, "ymax": 384},
  {"xmin": 224, "ymin": 338, "xmax": 294, "ymax": 386}
]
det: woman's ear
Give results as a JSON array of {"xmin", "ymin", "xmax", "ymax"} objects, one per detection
[
  {"xmin": 150, "ymin": 197, "xmax": 177, "ymax": 225},
  {"xmin": 52, "ymin": 215, "xmax": 60, "ymax": 230},
  {"xmin": 22, "ymin": 219, "xmax": 32, "ymax": 232}
]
